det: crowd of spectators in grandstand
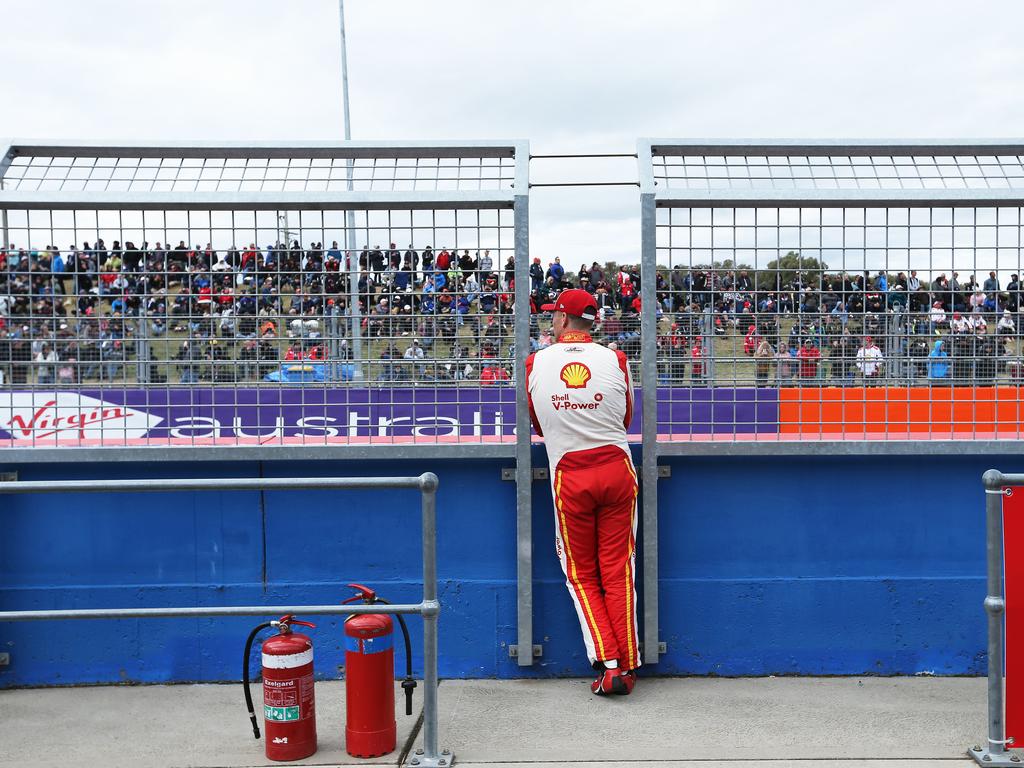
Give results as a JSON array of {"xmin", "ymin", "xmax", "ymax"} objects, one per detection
[
  {"xmin": 657, "ymin": 266, "xmax": 1023, "ymax": 386},
  {"xmin": 1, "ymin": 237, "xmax": 1023, "ymax": 387},
  {"xmin": 0, "ymin": 239, "xmax": 523, "ymax": 385}
]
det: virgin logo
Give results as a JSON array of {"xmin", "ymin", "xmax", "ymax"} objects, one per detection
[{"xmin": 0, "ymin": 393, "xmax": 163, "ymax": 443}]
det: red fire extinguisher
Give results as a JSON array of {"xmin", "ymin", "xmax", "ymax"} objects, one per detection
[
  {"xmin": 243, "ymin": 615, "xmax": 318, "ymax": 762},
  {"xmin": 342, "ymin": 583, "xmax": 417, "ymax": 758}
]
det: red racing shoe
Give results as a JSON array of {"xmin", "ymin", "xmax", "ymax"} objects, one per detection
[
  {"xmin": 619, "ymin": 669, "xmax": 637, "ymax": 694},
  {"xmin": 591, "ymin": 668, "xmax": 635, "ymax": 696}
]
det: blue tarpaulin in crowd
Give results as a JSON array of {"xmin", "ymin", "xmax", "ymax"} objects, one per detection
[{"xmin": 264, "ymin": 363, "xmax": 355, "ymax": 383}]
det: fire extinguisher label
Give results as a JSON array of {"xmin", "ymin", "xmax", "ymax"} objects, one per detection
[
  {"xmin": 263, "ymin": 673, "xmax": 315, "ymax": 721},
  {"xmin": 265, "ymin": 705, "xmax": 300, "ymax": 722}
]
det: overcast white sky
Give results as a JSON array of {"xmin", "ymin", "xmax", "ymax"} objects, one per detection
[{"xmin": 3, "ymin": 0, "xmax": 1024, "ymax": 268}]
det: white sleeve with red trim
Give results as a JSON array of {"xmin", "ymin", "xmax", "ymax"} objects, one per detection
[{"xmin": 526, "ymin": 341, "xmax": 633, "ymax": 473}]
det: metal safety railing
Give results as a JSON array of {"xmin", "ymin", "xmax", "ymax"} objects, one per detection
[
  {"xmin": 0, "ymin": 472, "xmax": 452, "ymax": 768},
  {"xmin": 973, "ymin": 469, "xmax": 1024, "ymax": 767}
]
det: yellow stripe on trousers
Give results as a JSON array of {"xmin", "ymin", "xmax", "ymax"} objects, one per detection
[
  {"xmin": 623, "ymin": 459, "xmax": 639, "ymax": 668},
  {"xmin": 555, "ymin": 469, "xmax": 607, "ymax": 661}
]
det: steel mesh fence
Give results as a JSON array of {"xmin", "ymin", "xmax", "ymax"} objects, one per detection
[
  {"xmin": 652, "ymin": 153, "xmax": 1024, "ymax": 191},
  {"xmin": 0, "ymin": 142, "xmax": 527, "ymax": 451},
  {"xmin": 4, "ymin": 153, "xmax": 516, "ymax": 194},
  {"xmin": 641, "ymin": 140, "xmax": 1024, "ymax": 444}
]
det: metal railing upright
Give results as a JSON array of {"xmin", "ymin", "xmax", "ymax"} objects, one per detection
[{"xmin": 972, "ymin": 469, "xmax": 1020, "ymax": 767}]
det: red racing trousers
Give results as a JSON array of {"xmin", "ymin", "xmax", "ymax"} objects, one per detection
[{"xmin": 551, "ymin": 446, "xmax": 640, "ymax": 670}]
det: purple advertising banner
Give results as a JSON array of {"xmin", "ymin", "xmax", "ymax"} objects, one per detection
[{"xmin": 0, "ymin": 387, "xmax": 780, "ymax": 447}]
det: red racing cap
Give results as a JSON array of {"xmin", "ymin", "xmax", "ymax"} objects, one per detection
[{"xmin": 541, "ymin": 288, "xmax": 598, "ymax": 321}]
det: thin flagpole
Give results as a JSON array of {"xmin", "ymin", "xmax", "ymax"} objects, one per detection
[{"xmin": 339, "ymin": 0, "xmax": 363, "ymax": 378}]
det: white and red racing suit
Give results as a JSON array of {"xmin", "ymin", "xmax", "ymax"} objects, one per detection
[{"xmin": 525, "ymin": 330, "xmax": 640, "ymax": 670}]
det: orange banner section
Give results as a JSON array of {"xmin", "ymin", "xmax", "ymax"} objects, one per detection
[{"xmin": 778, "ymin": 386, "xmax": 1024, "ymax": 437}]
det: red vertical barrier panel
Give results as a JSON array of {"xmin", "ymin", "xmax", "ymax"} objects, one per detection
[{"xmin": 1005, "ymin": 487, "xmax": 1024, "ymax": 746}]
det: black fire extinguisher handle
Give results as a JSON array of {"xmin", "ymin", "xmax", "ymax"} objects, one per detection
[{"xmin": 243, "ymin": 622, "xmax": 274, "ymax": 739}]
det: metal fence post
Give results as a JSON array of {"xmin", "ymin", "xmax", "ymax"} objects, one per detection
[
  {"xmin": 0, "ymin": 143, "xmax": 11, "ymax": 252},
  {"xmin": 639, "ymin": 185, "xmax": 661, "ymax": 665},
  {"xmin": 513, "ymin": 181, "xmax": 534, "ymax": 666},
  {"xmin": 418, "ymin": 471, "xmax": 445, "ymax": 767},
  {"xmin": 136, "ymin": 299, "xmax": 150, "ymax": 384},
  {"xmin": 703, "ymin": 303, "xmax": 714, "ymax": 384},
  {"xmin": 1, "ymin": 192, "xmax": 8, "ymax": 262},
  {"xmin": 970, "ymin": 469, "xmax": 1014, "ymax": 766},
  {"xmin": 967, "ymin": 469, "xmax": 1024, "ymax": 767}
]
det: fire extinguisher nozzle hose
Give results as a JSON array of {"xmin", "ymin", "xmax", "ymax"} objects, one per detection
[
  {"xmin": 247, "ymin": 708, "xmax": 260, "ymax": 740},
  {"xmin": 243, "ymin": 622, "xmax": 274, "ymax": 740},
  {"xmin": 401, "ymin": 677, "xmax": 418, "ymax": 716},
  {"xmin": 373, "ymin": 597, "xmax": 417, "ymax": 717}
]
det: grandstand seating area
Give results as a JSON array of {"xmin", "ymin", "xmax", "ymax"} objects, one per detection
[{"xmin": 2, "ymin": 239, "xmax": 1023, "ymax": 387}]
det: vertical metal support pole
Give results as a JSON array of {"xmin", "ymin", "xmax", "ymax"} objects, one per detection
[
  {"xmin": 971, "ymin": 469, "xmax": 1015, "ymax": 766},
  {"xmin": 328, "ymin": 303, "xmax": 337, "ymax": 361},
  {"xmin": 420, "ymin": 472, "xmax": 441, "ymax": 762},
  {"xmin": 339, "ymin": 0, "xmax": 353, "ymax": 145},
  {"xmin": 338, "ymin": 0, "xmax": 362, "ymax": 379},
  {"xmin": 0, "ymin": 144, "xmax": 11, "ymax": 253},
  {"xmin": 347, "ymin": 209, "xmax": 362, "ymax": 380},
  {"xmin": 137, "ymin": 300, "xmax": 149, "ymax": 383},
  {"xmin": 703, "ymin": 304, "xmax": 715, "ymax": 383},
  {"xmin": 328, "ymin": 304, "xmax": 340, "ymax": 380},
  {"xmin": 513, "ymin": 189, "xmax": 533, "ymax": 666},
  {"xmin": 640, "ymin": 191, "xmax": 661, "ymax": 665},
  {"xmin": 0, "ymin": 183, "xmax": 8, "ymax": 250},
  {"xmin": 987, "ymin": 470, "xmax": 1007, "ymax": 757}
]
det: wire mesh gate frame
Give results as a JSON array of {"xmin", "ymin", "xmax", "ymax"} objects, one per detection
[
  {"xmin": 0, "ymin": 473, "xmax": 453, "ymax": 768},
  {"xmin": 0, "ymin": 138, "xmax": 541, "ymax": 669},
  {"xmin": 971, "ymin": 470, "xmax": 1023, "ymax": 767}
]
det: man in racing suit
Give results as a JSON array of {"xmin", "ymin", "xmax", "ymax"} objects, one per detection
[{"xmin": 525, "ymin": 288, "xmax": 639, "ymax": 696}]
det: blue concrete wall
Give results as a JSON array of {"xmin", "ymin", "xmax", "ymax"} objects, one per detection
[{"xmin": 0, "ymin": 450, "xmax": 995, "ymax": 686}]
